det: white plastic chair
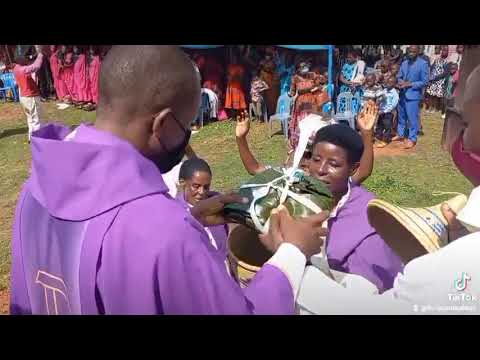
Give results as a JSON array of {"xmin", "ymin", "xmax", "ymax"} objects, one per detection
[{"xmin": 334, "ymin": 92, "xmax": 355, "ymax": 129}]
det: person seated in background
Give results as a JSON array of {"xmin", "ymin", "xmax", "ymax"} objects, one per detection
[
  {"xmin": 375, "ymin": 76, "xmax": 399, "ymax": 148},
  {"xmin": 249, "ymin": 72, "xmax": 269, "ymax": 121},
  {"xmin": 177, "ymin": 158, "xmax": 233, "ymax": 277},
  {"xmin": 360, "ymin": 73, "xmax": 382, "ymax": 108}
]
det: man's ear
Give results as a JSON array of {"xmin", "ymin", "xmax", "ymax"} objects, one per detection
[
  {"xmin": 350, "ymin": 162, "xmax": 360, "ymax": 177},
  {"xmin": 152, "ymin": 108, "xmax": 174, "ymax": 140}
]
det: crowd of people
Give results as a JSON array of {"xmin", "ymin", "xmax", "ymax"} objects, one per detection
[
  {"xmin": 1, "ymin": 45, "xmax": 106, "ymax": 140},
  {"xmin": 335, "ymin": 45, "xmax": 464, "ymax": 150},
  {"xmin": 6, "ymin": 45, "xmax": 480, "ymax": 315},
  {"xmin": 186, "ymin": 45, "xmax": 464, "ymax": 152},
  {"xmin": 186, "ymin": 46, "xmax": 332, "ymax": 135}
]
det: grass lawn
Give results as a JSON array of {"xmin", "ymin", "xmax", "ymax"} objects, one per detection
[{"xmin": 0, "ymin": 101, "xmax": 473, "ymax": 313}]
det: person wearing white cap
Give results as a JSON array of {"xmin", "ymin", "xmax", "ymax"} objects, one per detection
[{"xmin": 289, "ymin": 56, "xmax": 480, "ymax": 314}]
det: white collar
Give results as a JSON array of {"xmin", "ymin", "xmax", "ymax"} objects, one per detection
[{"xmin": 329, "ymin": 178, "xmax": 353, "ymax": 219}]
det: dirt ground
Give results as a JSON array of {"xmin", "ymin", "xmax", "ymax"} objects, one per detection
[
  {"xmin": 374, "ymin": 140, "xmax": 416, "ymax": 157},
  {"xmin": 0, "ymin": 290, "xmax": 9, "ymax": 315}
]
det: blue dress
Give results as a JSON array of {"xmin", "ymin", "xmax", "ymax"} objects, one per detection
[{"xmin": 339, "ymin": 62, "xmax": 363, "ymax": 114}]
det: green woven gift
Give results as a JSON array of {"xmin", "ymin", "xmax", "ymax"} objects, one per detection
[{"xmin": 224, "ymin": 168, "xmax": 333, "ymax": 233}]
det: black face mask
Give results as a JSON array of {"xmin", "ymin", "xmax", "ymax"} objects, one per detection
[{"xmin": 156, "ymin": 113, "xmax": 191, "ymax": 174}]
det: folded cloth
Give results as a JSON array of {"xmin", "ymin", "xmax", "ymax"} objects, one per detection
[{"xmin": 224, "ymin": 168, "xmax": 333, "ymax": 233}]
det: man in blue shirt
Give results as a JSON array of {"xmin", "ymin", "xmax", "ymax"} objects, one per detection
[{"xmin": 393, "ymin": 45, "xmax": 429, "ymax": 149}]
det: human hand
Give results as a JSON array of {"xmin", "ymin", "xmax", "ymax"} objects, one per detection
[
  {"xmin": 441, "ymin": 203, "xmax": 469, "ymax": 243},
  {"xmin": 260, "ymin": 205, "xmax": 329, "ymax": 258},
  {"xmin": 357, "ymin": 101, "xmax": 378, "ymax": 133},
  {"xmin": 235, "ymin": 116, "xmax": 251, "ymax": 138},
  {"xmin": 190, "ymin": 192, "xmax": 249, "ymax": 226}
]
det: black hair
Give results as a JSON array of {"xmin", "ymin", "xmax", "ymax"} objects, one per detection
[
  {"xmin": 179, "ymin": 158, "xmax": 212, "ymax": 181},
  {"xmin": 312, "ymin": 124, "xmax": 364, "ymax": 164}
]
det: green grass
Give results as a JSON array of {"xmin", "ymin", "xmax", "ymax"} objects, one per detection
[{"xmin": 0, "ymin": 102, "xmax": 473, "ymax": 298}]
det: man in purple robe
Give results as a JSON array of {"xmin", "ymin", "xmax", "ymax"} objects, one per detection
[{"xmin": 10, "ymin": 45, "xmax": 327, "ymax": 315}]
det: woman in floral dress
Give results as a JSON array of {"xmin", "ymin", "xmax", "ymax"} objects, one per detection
[{"xmin": 425, "ymin": 46, "xmax": 449, "ymax": 113}]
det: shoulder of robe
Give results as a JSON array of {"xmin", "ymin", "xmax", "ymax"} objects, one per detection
[
  {"xmin": 339, "ymin": 185, "xmax": 375, "ymax": 218},
  {"xmin": 108, "ymin": 193, "xmax": 203, "ymax": 252}
]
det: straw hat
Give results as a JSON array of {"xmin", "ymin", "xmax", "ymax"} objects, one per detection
[{"xmin": 367, "ymin": 194, "xmax": 468, "ymax": 264}]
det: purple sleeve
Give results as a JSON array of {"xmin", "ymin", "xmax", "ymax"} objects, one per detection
[
  {"xmin": 97, "ymin": 199, "xmax": 295, "ymax": 315},
  {"xmin": 21, "ymin": 53, "xmax": 44, "ymax": 75},
  {"xmin": 10, "ymin": 187, "xmax": 32, "ymax": 315},
  {"xmin": 344, "ymin": 233, "xmax": 404, "ymax": 293},
  {"xmin": 156, "ymin": 222, "xmax": 295, "ymax": 315}
]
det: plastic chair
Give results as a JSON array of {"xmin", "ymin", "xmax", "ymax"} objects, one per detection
[
  {"xmin": 321, "ymin": 84, "xmax": 335, "ymax": 114},
  {"xmin": 0, "ymin": 72, "xmax": 19, "ymax": 102},
  {"xmin": 268, "ymin": 93, "xmax": 292, "ymax": 138},
  {"xmin": 194, "ymin": 92, "xmax": 211, "ymax": 128},
  {"xmin": 334, "ymin": 92, "xmax": 355, "ymax": 129}
]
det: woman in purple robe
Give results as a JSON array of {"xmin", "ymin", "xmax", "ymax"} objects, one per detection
[{"xmin": 176, "ymin": 158, "xmax": 233, "ymax": 277}]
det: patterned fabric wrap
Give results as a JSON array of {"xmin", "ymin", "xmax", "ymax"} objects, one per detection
[{"xmin": 224, "ymin": 168, "xmax": 333, "ymax": 233}]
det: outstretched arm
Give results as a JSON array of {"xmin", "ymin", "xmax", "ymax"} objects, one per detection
[
  {"xmin": 21, "ymin": 53, "xmax": 44, "ymax": 75},
  {"xmin": 352, "ymin": 102, "xmax": 377, "ymax": 184},
  {"xmin": 235, "ymin": 117, "xmax": 267, "ymax": 175}
]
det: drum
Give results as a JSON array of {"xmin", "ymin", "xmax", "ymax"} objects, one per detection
[{"xmin": 227, "ymin": 224, "xmax": 273, "ymax": 288}]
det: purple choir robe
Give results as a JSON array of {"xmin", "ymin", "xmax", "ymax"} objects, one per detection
[
  {"xmin": 326, "ymin": 183, "xmax": 404, "ymax": 293},
  {"xmin": 175, "ymin": 192, "xmax": 229, "ymax": 262},
  {"xmin": 10, "ymin": 123, "xmax": 295, "ymax": 315}
]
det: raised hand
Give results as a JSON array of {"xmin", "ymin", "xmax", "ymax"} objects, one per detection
[
  {"xmin": 357, "ymin": 101, "xmax": 378, "ymax": 133},
  {"xmin": 235, "ymin": 115, "xmax": 251, "ymax": 138}
]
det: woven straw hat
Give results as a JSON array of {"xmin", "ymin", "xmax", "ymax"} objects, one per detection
[{"xmin": 367, "ymin": 194, "xmax": 468, "ymax": 263}]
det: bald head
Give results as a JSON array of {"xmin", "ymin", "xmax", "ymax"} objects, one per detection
[
  {"xmin": 97, "ymin": 45, "xmax": 201, "ymax": 122},
  {"xmin": 408, "ymin": 45, "xmax": 419, "ymax": 60}
]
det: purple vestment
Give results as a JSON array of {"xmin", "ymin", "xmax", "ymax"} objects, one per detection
[
  {"xmin": 326, "ymin": 184, "xmax": 404, "ymax": 293},
  {"xmin": 10, "ymin": 124, "xmax": 295, "ymax": 315},
  {"xmin": 175, "ymin": 192, "xmax": 229, "ymax": 262}
]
